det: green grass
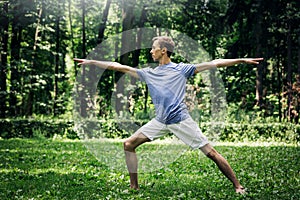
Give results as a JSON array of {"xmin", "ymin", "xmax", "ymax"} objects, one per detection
[{"xmin": 0, "ymin": 138, "xmax": 299, "ymax": 200}]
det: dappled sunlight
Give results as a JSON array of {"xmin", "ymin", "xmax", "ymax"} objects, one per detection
[
  {"xmin": 0, "ymin": 139, "xmax": 299, "ymax": 199},
  {"xmin": 82, "ymin": 137, "xmax": 189, "ymax": 173},
  {"xmin": 213, "ymin": 141, "xmax": 299, "ymax": 147}
]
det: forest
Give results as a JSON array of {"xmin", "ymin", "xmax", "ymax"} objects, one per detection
[
  {"xmin": 0, "ymin": 0, "xmax": 300, "ymax": 139},
  {"xmin": 0, "ymin": 1, "xmax": 300, "ymax": 199}
]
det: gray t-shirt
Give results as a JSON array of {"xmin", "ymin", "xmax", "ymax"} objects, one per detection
[{"xmin": 137, "ymin": 62, "xmax": 196, "ymax": 124}]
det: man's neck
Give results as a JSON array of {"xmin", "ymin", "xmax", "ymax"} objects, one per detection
[{"xmin": 159, "ymin": 57, "xmax": 171, "ymax": 66}]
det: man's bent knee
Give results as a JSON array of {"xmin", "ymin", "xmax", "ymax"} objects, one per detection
[
  {"xmin": 123, "ymin": 140, "xmax": 135, "ymax": 152},
  {"xmin": 123, "ymin": 132, "xmax": 150, "ymax": 152}
]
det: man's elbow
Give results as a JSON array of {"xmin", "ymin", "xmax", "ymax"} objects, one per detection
[
  {"xmin": 211, "ymin": 59, "xmax": 221, "ymax": 67},
  {"xmin": 108, "ymin": 62, "xmax": 122, "ymax": 70}
]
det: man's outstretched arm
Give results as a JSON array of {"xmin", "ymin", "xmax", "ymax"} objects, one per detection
[
  {"xmin": 194, "ymin": 58, "xmax": 264, "ymax": 74},
  {"xmin": 74, "ymin": 58, "xmax": 139, "ymax": 78}
]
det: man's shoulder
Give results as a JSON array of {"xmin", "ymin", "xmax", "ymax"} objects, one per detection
[
  {"xmin": 173, "ymin": 62, "xmax": 196, "ymax": 77},
  {"xmin": 137, "ymin": 66, "xmax": 153, "ymax": 73},
  {"xmin": 175, "ymin": 62, "xmax": 195, "ymax": 68},
  {"xmin": 170, "ymin": 62, "xmax": 195, "ymax": 71}
]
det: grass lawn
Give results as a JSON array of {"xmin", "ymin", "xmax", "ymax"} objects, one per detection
[{"xmin": 0, "ymin": 138, "xmax": 299, "ymax": 200}]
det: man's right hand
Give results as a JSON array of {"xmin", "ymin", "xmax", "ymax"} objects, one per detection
[{"xmin": 74, "ymin": 58, "xmax": 93, "ymax": 65}]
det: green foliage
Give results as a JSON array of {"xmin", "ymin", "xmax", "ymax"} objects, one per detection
[
  {"xmin": 75, "ymin": 118, "xmax": 131, "ymax": 139},
  {"xmin": 1, "ymin": 0, "xmax": 300, "ymax": 124},
  {"xmin": 216, "ymin": 123, "xmax": 300, "ymax": 143},
  {"xmin": 0, "ymin": 118, "xmax": 299, "ymax": 144},
  {"xmin": 0, "ymin": 119, "xmax": 77, "ymax": 139},
  {"xmin": 0, "ymin": 139, "xmax": 299, "ymax": 199}
]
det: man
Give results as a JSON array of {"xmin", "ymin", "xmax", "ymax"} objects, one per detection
[{"xmin": 74, "ymin": 36, "xmax": 263, "ymax": 194}]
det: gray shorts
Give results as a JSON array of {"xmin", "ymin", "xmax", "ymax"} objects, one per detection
[{"xmin": 138, "ymin": 116, "xmax": 209, "ymax": 149}]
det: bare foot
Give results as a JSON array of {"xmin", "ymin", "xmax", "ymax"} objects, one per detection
[
  {"xmin": 130, "ymin": 185, "xmax": 139, "ymax": 190},
  {"xmin": 235, "ymin": 186, "xmax": 246, "ymax": 195}
]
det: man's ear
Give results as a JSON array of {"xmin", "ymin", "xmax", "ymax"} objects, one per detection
[{"xmin": 162, "ymin": 47, "xmax": 167, "ymax": 54}]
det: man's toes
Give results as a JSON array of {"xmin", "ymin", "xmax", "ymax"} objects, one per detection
[{"xmin": 236, "ymin": 187, "xmax": 247, "ymax": 195}]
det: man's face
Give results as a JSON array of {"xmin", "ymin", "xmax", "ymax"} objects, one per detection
[{"xmin": 150, "ymin": 40, "xmax": 163, "ymax": 62}]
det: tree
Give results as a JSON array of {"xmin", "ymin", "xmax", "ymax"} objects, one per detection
[
  {"xmin": 253, "ymin": 0, "xmax": 264, "ymax": 108},
  {"xmin": 0, "ymin": 1, "xmax": 9, "ymax": 118},
  {"xmin": 97, "ymin": 0, "xmax": 114, "ymax": 116},
  {"xmin": 9, "ymin": 0, "xmax": 24, "ymax": 116},
  {"xmin": 79, "ymin": 0, "xmax": 88, "ymax": 117},
  {"xmin": 68, "ymin": 0, "xmax": 77, "ymax": 75},
  {"xmin": 97, "ymin": 0, "xmax": 111, "ymax": 44},
  {"xmin": 115, "ymin": 0, "xmax": 136, "ymax": 114},
  {"xmin": 25, "ymin": 1, "xmax": 43, "ymax": 116}
]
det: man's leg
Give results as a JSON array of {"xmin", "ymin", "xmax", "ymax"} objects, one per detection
[
  {"xmin": 123, "ymin": 132, "xmax": 150, "ymax": 189},
  {"xmin": 200, "ymin": 144, "xmax": 246, "ymax": 194}
]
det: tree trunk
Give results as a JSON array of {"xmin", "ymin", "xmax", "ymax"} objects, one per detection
[
  {"xmin": 68, "ymin": 0, "xmax": 77, "ymax": 75},
  {"xmin": 115, "ymin": 0, "xmax": 136, "ymax": 114},
  {"xmin": 298, "ymin": 33, "xmax": 300, "ymax": 76},
  {"xmin": 296, "ymin": 31, "xmax": 300, "ymax": 123},
  {"xmin": 254, "ymin": 0, "xmax": 264, "ymax": 109},
  {"xmin": 276, "ymin": 54, "xmax": 282, "ymax": 122},
  {"xmin": 0, "ymin": 2, "xmax": 9, "ymax": 118},
  {"xmin": 132, "ymin": 6, "xmax": 147, "ymax": 115},
  {"xmin": 132, "ymin": 5, "xmax": 147, "ymax": 68},
  {"xmin": 97, "ymin": 0, "xmax": 113, "ymax": 116},
  {"xmin": 80, "ymin": 0, "xmax": 87, "ymax": 117},
  {"xmin": 286, "ymin": 20, "xmax": 292, "ymax": 121},
  {"xmin": 53, "ymin": 14, "xmax": 60, "ymax": 116},
  {"xmin": 26, "ymin": 4, "xmax": 43, "ymax": 116},
  {"xmin": 97, "ymin": 0, "xmax": 111, "ymax": 44},
  {"xmin": 10, "ymin": 1, "xmax": 23, "ymax": 116}
]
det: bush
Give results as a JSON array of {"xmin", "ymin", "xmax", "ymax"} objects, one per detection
[
  {"xmin": 0, "ymin": 119, "xmax": 77, "ymax": 139},
  {"xmin": 204, "ymin": 122, "xmax": 300, "ymax": 143},
  {"xmin": 0, "ymin": 119, "xmax": 299, "ymax": 144}
]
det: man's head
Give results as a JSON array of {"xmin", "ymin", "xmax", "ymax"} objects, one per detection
[{"xmin": 150, "ymin": 36, "xmax": 175, "ymax": 61}]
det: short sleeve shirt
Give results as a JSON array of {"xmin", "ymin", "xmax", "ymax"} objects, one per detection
[{"xmin": 137, "ymin": 62, "xmax": 196, "ymax": 124}]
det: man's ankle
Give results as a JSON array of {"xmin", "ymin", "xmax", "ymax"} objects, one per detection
[
  {"xmin": 235, "ymin": 185, "xmax": 246, "ymax": 194},
  {"xmin": 130, "ymin": 185, "xmax": 139, "ymax": 190}
]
